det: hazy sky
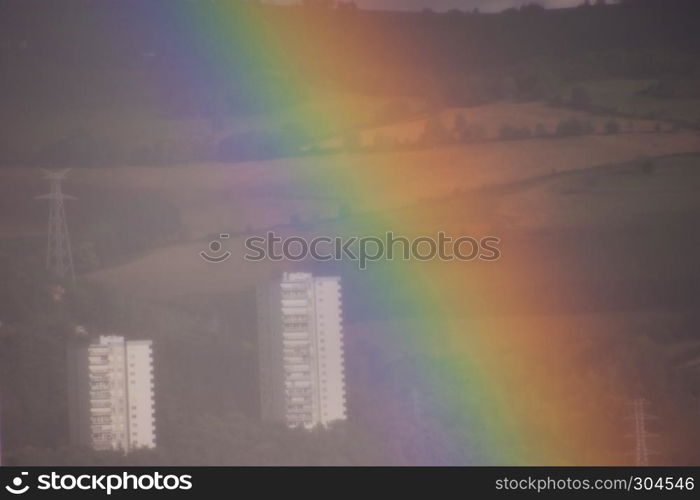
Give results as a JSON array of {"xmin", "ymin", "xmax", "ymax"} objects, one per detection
[{"xmin": 276, "ymin": 1, "xmax": 596, "ymax": 12}]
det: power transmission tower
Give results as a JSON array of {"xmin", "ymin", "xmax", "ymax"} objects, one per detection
[
  {"xmin": 628, "ymin": 398, "xmax": 657, "ymax": 466},
  {"xmin": 36, "ymin": 169, "xmax": 76, "ymax": 283}
]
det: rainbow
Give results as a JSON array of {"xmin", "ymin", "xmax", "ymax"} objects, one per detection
[{"xmin": 144, "ymin": 2, "xmax": 631, "ymax": 465}]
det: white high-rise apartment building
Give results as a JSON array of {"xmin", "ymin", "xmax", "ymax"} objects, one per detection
[
  {"xmin": 67, "ymin": 335, "xmax": 155, "ymax": 452},
  {"xmin": 258, "ymin": 272, "xmax": 346, "ymax": 428}
]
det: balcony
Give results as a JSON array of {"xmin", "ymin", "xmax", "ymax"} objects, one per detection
[
  {"xmin": 88, "ymin": 347, "xmax": 110, "ymax": 355},
  {"xmin": 282, "ymin": 307, "xmax": 309, "ymax": 316},
  {"xmin": 282, "ymin": 332, "xmax": 309, "ymax": 341},
  {"xmin": 287, "ymin": 387, "xmax": 312, "ymax": 395},
  {"xmin": 286, "ymin": 380, "xmax": 311, "ymax": 388},
  {"xmin": 284, "ymin": 353, "xmax": 309, "ymax": 360},
  {"xmin": 282, "ymin": 313, "xmax": 309, "ymax": 322},
  {"xmin": 287, "ymin": 396, "xmax": 311, "ymax": 404},
  {"xmin": 283, "ymin": 345, "xmax": 309, "ymax": 354},
  {"xmin": 287, "ymin": 407, "xmax": 312, "ymax": 414},
  {"xmin": 283, "ymin": 356, "xmax": 309, "ymax": 364},
  {"xmin": 90, "ymin": 391, "xmax": 112, "ymax": 400},
  {"xmin": 281, "ymin": 299, "xmax": 308, "ymax": 308},
  {"xmin": 283, "ymin": 337, "xmax": 309, "ymax": 346},
  {"xmin": 283, "ymin": 324, "xmax": 309, "ymax": 333},
  {"xmin": 281, "ymin": 282, "xmax": 307, "ymax": 290},
  {"xmin": 281, "ymin": 290, "xmax": 308, "ymax": 300},
  {"xmin": 284, "ymin": 364, "xmax": 310, "ymax": 373},
  {"xmin": 286, "ymin": 414, "xmax": 309, "ymax": 422}
]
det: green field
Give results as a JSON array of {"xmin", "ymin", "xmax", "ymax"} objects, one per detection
[{"xmin": 562, "ymin": 79, "xmax": 700, "ymax": 125}]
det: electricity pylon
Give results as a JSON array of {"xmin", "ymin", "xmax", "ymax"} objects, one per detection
[
  {"xmin": 36, "ymin": 169, "xmax": 76, "ymax": 283},
  {"xmin": 628, "ymin": 398, "xmax": 657, "ymax": 466}
]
